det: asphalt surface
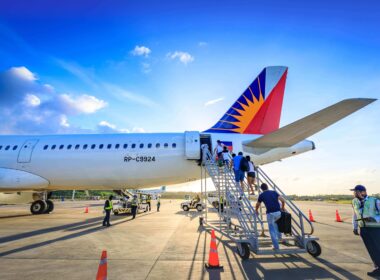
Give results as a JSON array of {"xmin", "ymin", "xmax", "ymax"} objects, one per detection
[{"xmin": 0, "ymin": 199, "xmax": 376, "ymax": 280}]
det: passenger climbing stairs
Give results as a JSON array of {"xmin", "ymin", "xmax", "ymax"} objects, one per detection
[{"xmin": 200, "ymin": 145, "xmax": 321, "ymax": 259}]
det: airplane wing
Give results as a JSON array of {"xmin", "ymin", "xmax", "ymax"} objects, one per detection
[{"xmin": 243, "ymin": 98, "xmax": 376, "ymax": 150}]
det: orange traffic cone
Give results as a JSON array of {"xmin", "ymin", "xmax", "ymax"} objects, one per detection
[
  {"xmin": 96, "ymin": 250, "xmax": 107, "ymax": 280},
  {"xmin": 335, "ymin": 210, "xmax": 343, "ymax": 222},
  {"xmin": 308, "ymin": 209, "xmax": 315, "ymax": 222},
  {"xmin": 84, "ymin": 206, "xmax": 89, "ymax": 213},
  {"xmin": 205, "ymin": 230, "xmax": 223, "ymax": 269}
]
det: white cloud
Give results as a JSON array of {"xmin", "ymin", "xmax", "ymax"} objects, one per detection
[
  {"xmin": 23, "ymin": 94, "xmax": 41, "ymax": 107},
  {"xmin": 58, "ymin": 94, "xmax": 107, "ymax": 114},
  {"xmin": 168, "ymin": 51, "xmax": 194, "ymax": 65},
  {"xmin": 204, "ymin": 97, "xmax": 224, "ymax": 107},
  {"xmin": 0, "ymin": 66, "xmax": 108, "ymax": 134},
  {"xmin": 131, "ymin": 45, "xmax": 151, "ymax": 57},
  {"xmin": 9, "ymin": 66, "xmax": 37, "ymax": 81},
  {"xmin": 97, "ymin": 121, "xmax": 130, "ymax": 133},
  {"xmin": 60, "ymin": 115, "xmax": 70, "ymax": 127},
  {"xmin": 132, "ymin": 127, "xmax": 145, "ymax": 133}
]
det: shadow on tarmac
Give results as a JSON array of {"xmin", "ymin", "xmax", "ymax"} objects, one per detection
[{"xmin": 189, "ymin": 225, "xmax": 362, "ymax": 280}]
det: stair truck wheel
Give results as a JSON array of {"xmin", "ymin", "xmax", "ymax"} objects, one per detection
[
  {"xmin": 196, "ymin": 204, "xmax": 203, "ymax": 212},
  {"xmin": 30, "ymin": 200, "xmax": 47, "ymax": 215},
  {"xmin": 237, "ymin": 242, "xmax": 250, "ymax": 260},
  {"xmin": 306, "ymin": 240, "xmax": 321, "ymax": 257},
  {"xmin": 183, "ymin": 205, "xmax": 189, "ymax": 211},
  {"xmin": 45, "ymin": 200, "xmax": 54, "ymax": 213}
]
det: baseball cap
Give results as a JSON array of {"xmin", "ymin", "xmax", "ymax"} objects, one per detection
[{"xmin": 350, "ymin": 185, "xmax": 366, "ymax": 192}]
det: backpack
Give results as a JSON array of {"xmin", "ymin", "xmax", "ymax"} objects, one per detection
[{"xmin": 239, "ymin": 157, "xmax": 249, "ymax": 172}]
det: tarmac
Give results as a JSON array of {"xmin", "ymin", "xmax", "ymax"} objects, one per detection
[{"xmin": 0, "ymin": 199, "xmax": 376, "ymax": 280}]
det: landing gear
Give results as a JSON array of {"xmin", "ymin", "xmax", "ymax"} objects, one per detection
[
  {"xmin": 46, "ymin": 200, "xmax": 54, "ymax": 213},
  {"xmin": 30, "ymin": 200, "xmax": 47, "ymax": 215},
  {"xmin": 30, "ymin": 199, "xmax": 54, "ymax": 215}
]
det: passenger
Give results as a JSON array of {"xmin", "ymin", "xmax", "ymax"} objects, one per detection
[
  {"xmin": 246, "ymin": 155, "xmax": 256, "ymax": 195},
  {"xmin": 255, "ymin": 183, "xmax": 285, "ymax": 250},
  {"xmin": 351, "ymin": 185, "xmax": 380, "ymax": 277},
  {"xmin": 220, "ymin": 195, "xmax": 224, "ymax": 213},
  {"xmin": 230, "ymin": 153, "xmax": 236, "ymax": 170},
  {"xmin": 157, "ymin": 196, "xmax": 161, "ymax": 212},
  {"xmin": 103, "ymin": 195, "xmax": 114, "ymax": 227},
  {"xmin": 232, "ymin": 152, "xmax": 245, "ymax": 190},
  {"xmin": 222, "ymin": 146, "xmax": 230, "ymax": 167},
  {"xmin": 147, "ymin": 195, "xmax": 152, "ymax": 211},
  {"xmin": 131, "ymin": 194, "xmax": 139, "ymax": 219},
  {"xmin": 214, "ymin": 140, "xmax": 224, "ymax": 160}
]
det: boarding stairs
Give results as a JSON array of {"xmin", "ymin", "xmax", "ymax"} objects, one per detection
[{"xmin": 200, "ymin": 145, "xmax": 321, "ymax": 259}]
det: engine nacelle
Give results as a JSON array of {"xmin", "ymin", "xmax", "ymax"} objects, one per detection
[{"xmin": 0, "ymin": 168, "xmax": 49, "ymax": 191}]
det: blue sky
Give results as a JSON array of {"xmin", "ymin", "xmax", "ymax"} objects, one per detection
[{"xmin": 0, "ymin": 1, "xmax": 379, "ymax": 194}]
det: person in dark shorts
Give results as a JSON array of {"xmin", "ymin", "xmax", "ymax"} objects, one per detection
[
  {"xmin": 246, "ymin": 155, "xmax": 256, "ymax": 195},
  {"xmin": 214, "ymin": 140, "xmax": 224, "ymax": 160}
]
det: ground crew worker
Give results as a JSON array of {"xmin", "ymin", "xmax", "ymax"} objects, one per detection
[
  {"xmin": 103, "ymin": 195, "xmax": 113, "ymax": 227},
  {"xmin": 351, "ymin": 185, "xmax": 380, "ymax": 277},
  {"xmin": 157, "ymin": 196, "xmax": 161, "ymax": 212},
  {"xmin": 147, "ymin": 195, "xmax": 152, "ymax": 211},
  {"xmin": 131, "ymin": 194, "xmax": 139, "ymax": 219}
]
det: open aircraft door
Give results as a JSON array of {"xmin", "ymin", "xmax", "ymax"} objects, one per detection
[
  {"xmin": 185, "ymin": 131, "xmax": 200, "ymax": 159},
  {"xmin": 18, "ymin": 139, "xmax": 39, "ymax": 163}
]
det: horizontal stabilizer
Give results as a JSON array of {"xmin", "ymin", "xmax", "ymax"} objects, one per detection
[{"xmin": 243, "ymin": 98, "xmax": 376, "ymax": 149}]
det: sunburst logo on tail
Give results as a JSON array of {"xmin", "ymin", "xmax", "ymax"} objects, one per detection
[{"xmin": 205, "ymin": 66, "xmax": 287, "ymax": 134}]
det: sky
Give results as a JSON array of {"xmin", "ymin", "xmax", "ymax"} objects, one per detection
[{"xmin": 0, "ymin": 0, "xmax": 379, "ymax": 195}]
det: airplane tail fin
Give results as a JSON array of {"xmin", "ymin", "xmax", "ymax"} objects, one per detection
[{"xmin": 205, "ymin": 66, "xmax": 288, "ymax": 134}]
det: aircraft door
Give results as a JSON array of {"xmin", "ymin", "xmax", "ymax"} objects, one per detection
[
  {"xmin": 184, "ymin": 131, "xmax": 200, "ymax": 159},
  {"xmin": 17, "ymin": 139, "xmax": 39, "ymax": 163}
]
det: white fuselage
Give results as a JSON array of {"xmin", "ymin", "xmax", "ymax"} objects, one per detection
[{"xmin": 0, "ymin": 131, "xmax": 314, "ymax": 192}]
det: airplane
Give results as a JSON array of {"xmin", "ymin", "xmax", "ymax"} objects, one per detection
[{"xmin": 0, "ymin": 66, "xmax": 375, "ymax": 214}]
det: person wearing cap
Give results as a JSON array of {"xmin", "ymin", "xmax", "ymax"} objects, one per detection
[
  {"xmin": 351, "ymin": 185, "xmax": 380, "ymax": 277},
  {"xmin": 131, "ymin": 194, "xmax": 139, "ymax": 219},
  {"xmin": 103, "ymin": 195, "xmax": 114, "ymax": 227}
]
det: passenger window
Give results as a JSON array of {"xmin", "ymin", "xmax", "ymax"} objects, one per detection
[
  {"xmin": 75, "ymin": 144, "xmax": 80, "ymax": 150},
  {"xmin": 123, "ymin": 144, "xmax": 128, "ymax": 149},
  {"xmin": 67, "ymin": 145, "xmax": 72, "ymax": 150},
  {"xmin": 107, "ymin": 144, "xmax": 112, "ymax": 149},
  {"xmin": 115, "ymin": 144, "xmax": 120, "ymax": 149},
  {"xmin": 0, "ymin": 146, "xmax": 2, "ymax": 150},
  {"xmin": 99, "ymin": 144, "xmax": 104, "ymax": 149},
  {"xmin": 139, "ymin": 143, "xmax": 144, "ymax": 148},
  {"xmin": 172, "ymin": 143, "xmax": 176, "ymax": 148},
  {"xmin": 91, "ymin": 144, "xmax": 96, "ymax": 149},
  {"xmin": 43, "ymin": 145, "xmax": 48, "ymax": 150},
  {"xmin": 59, "ymin": 145, "xmax": 64, "ymax": 150},
  {"xmin": 156, "ymin": 143, "xmax": 160, "ymax": 148},
  {"xmin": 51, "ymin": 145, "xmax": 56, "ymax": 150},
  {"xmin": 5, "ymin": 145, "xmax": 10, "ymax": 150},
  {"xmin": 13, "ymin": 145, "xmax": 18, "ymax": 150},
  {"xmin": 132, "ymin": 144, "xmax": 136, "ymax": 149},
  {"xmin": 148, "ymin": 143, "xmax": 152, "ymax": 148},
  {"xmin": 83, "ymin": 144, "xmax": 88, "ymax": 150},
  {"xmin": 164, "ymin": 143, "xmax": 168, "ymax": 148}
]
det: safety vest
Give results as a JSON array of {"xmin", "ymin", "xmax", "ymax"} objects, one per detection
[
  {"xmin": 147, "ymin": 197, "xmax": 151, "ymax": 203},
  {"xmin": 220, "ymin": 196, "xmax": 224, "ymax": 203},
  {"xmin": 131, "ymin": 198, "xmax": 139, "ymax": 206},
  {"xmin": 157, "ymin": 198, "xmax": 161, "ymax": 203},
  {"xmin": 105, "ymin": 200, "xmax": 113, "ymax": 210},
  {"xmin": 352, "ymin": 196, "xmax": 379, "ymax": 227}
]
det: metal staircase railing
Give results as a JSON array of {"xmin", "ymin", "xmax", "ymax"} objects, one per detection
[{"xmin": 200, "ymin": 144, "xmax": 320, "ymax": 257}]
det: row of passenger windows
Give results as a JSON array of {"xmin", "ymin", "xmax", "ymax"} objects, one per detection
[
  {"xmin": 43, "ymin": 143, "xmax": 177, "ymax": 150},
  {"xmin": 0, "ymin": 145, "xmax": 18, "ymax": 151}
]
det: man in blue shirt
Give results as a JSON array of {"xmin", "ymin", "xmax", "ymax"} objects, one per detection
[
  {"xmin": 255, "ymin": 183, "xmax": 285, "ymax": 250},
  {"xmin": 232, "ymin": 152, "xmax": 244, "ymax": 186}
]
